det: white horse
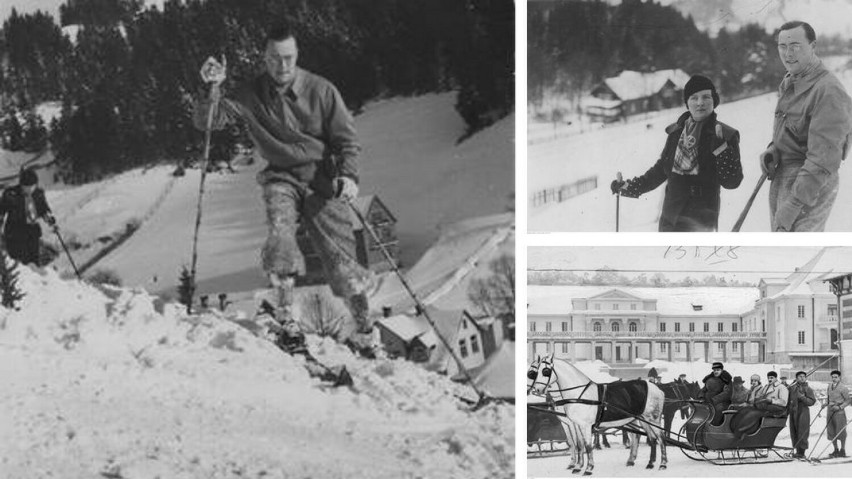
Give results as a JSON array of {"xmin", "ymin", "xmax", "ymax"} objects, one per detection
[{"xmin": 530, "ymin": 353, "xmax": 668, "ymax": 475}]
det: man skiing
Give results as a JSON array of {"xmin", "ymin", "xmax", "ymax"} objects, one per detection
[
  {"xmin": 827, "ymin": 370, "xmax": 851, "ymax": 458},
  {"xmin": 788, "ymin": 370, "xmax": 816, "ymax": 458},
  {"xmin": 0, "ymin": 168, "xmax": 55, "ymax": 265},
  {"xmin": 193, "ymin": 22, "xmax": 375, "ymax": 355},
  {"xmin": 761, "ymin": 21, "xmax": 852, "ymax": 231}
]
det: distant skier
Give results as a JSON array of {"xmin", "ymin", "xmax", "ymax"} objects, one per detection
[
  {"xmin": 610, "ymin": 75, "xmax": 743, "ymax": 231},
  {"xmin": 193, "ymin": 22, "xmax": 375, "ymax": 355},
  {"xmin": 760, "ymin": 21, "xmax": 852, "ymax": 232},
  {"xmin": 0, "ymin": 168, "xmax": 55, "ymax": 265}
]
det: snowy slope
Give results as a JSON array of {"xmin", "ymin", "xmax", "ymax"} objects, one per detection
[
  {"xmin": 528, "ymin": 60, "xmax": 852, "ymax": 232},
  {"xmin": 0, "ymin": 264, "xmax": 514, "ymax": 478}
]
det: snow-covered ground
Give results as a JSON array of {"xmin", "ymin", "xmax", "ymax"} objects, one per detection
[
  {"xmin": 528, "ymin": 57, "xmax": 852, "ymax": 232},
  {"xmin": 527, "ymin": 358, "xmax": 852, "ymax": 477},
  {"xmin": 1, "ymin": 264, "xmax": 514, "ymax": 479}
]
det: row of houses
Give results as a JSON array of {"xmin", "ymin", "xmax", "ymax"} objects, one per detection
[{"xmin": 582, "ymin": 69, "xmax": 692, "ymax": 122}]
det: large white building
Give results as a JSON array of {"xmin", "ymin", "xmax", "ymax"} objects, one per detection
[{"xmin": 528, "ymin": 248, "xmax": 852, "ymax": 373}]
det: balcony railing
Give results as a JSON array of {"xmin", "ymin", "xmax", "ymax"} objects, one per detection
[{"xmin": 528, "ymin": 331, "xmax": 767, "ymax": 340}]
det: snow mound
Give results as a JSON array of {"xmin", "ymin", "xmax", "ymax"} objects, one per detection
[{"xmin": 0, "ymin": 265, "xmax": 513, "ymax": 478}]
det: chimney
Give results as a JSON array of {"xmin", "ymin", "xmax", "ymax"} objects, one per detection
[{"xmin": 382, "ymin": 306, "xmax": 392, "ymax": 318}]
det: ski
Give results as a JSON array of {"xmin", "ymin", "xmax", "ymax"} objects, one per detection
[{"xmin": 809, "ymin": 456, "xmax": 852, "ymax": 465}]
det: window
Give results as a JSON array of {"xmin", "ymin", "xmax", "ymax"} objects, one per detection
[
  {"xmin": 689, "ymin": 323, "xmax": 695, "ymax": 332},
  {"xmin": 546, "ymin": 322, "xmax": 552, "ymax": 332},
  {"xmin": 829, "ymin": 304, "xmax": 838, "ymax": 316},
  {"xmin": 629, "ymin": 322, "xmax": 638, "ymax": 332},
  {"xmin": 613, "ymin": 304, "xmax": 619, "ymax": 310},
  {"xmin": 798, "ymin": 331, "xmax": 806, "ymax": 345},
  {"xmin": 562, "ymin": 343, "xmax": 568, "ymax": 353},
  {"xmin": 675, "ymin": 322, "xmax": 681, "ymax": 332},
  {"xmin": 660, "ymin": 343, "xmax": 667, "ymax": 352},
  {"xmin": 798, "ymin": 305, "xmax": 805, "ymax": 318},
  {"xmin": 612, "ymin": 323, "xmax": 620, "ymax": 332},
  {"xmin": 530, "ymin": 322, "xmax": 536, "ymax": 332},
  {"xmin": 470, "ymin": 335, "xmax": 479, "ymax": 354},
  {"xmin": 762, "ymin": 320, "xmax": 765, "ymax": 332},
  {"xmin": 675, "ymin": 343, "xmax": 681, "ymax": 353},
  {"xmin": 704, "ymin": 323, "xmax": 709, "ymax": 332},
  {"xmin": 717, "ymin": 323, "xmax": 724, "ymax": 332},
  {"xmin": 732, "ymin": 323, "xmax": 738, "ymax": 332},
  {"xmin": 594, "ymin": 304, "xmax": 601, "ymax": 310},
  {"xmin": 631, "ymin": 304, "xmax": 637, "ymax": 310},
  {"xmin": 562, "ymin": 322, "xmax": 569, "ymax": 332},
  {"xmin": 659, "ymin": 323, "xmax": 666, "ymax": 332},
  {"xmin": 717, "ymin": 342, "xmax": 724, "ymax": 352},
  {"xmin": 459, "ymin": 339, "xmax": 468, "ymax": 358},
  {"xmin": 593, "ymin": 323, "xmax": 602, "ymax": 332},
  {"xmin": 732, "ymin": 342, "xmax": 739, "ymax": 352},
  {"xmin": 462, "ymin": 318, "xmax": 468, "ymax": 329}
]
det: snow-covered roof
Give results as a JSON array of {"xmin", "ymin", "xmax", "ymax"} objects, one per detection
[
  {"xmin": 603, "ymin": 69, "xmax": 691, "ymax": 102},
  {"xmin": 528, "ymin": 285, "xmax": 759, "ymax": 316},
  {"xmin": 377, "ymin": 307, "xmax": 469, "ymax": 372},
  {"xmin": 769, "ymin": 247, "xmax": 852, "ymax": 298},
  {"xmin": 582, "ymin": 97, "xmax": 623, "ymax": 110},
  {"xmin": 377, "ymin": 314, "xmax": 429, "ymax": 342},
  {"xmin": 349, "ymin": 194, "xmax": 396, "ymax": 230},
  {"xmin": 472, "ymin": 341, "xmax": 514, "ymax": 399},
  {"xmin": 62, "ymin": 24, "xmax": 82, "ymax": 44}
]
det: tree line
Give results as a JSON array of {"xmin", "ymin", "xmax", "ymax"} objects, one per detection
[
  {"xmin": 0, "ymin": 0, "xmax": 513, "ymax": 181},
  {"xmin": 528, "ymin": 269, "xmax": 754, "ymax": 288},
  {"xmin": 528, "ymin": 0, "xmax": 789, "ymax": 113}
]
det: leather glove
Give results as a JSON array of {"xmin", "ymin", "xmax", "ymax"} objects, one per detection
[
  {"xmin": 335, "ymin": 176, "xmax": 359, "ymax": 202},
  {"xmin": 610, "ymin": 179, "xmax": 626, "ymax": 195},
  {"xmin": 759, "ymin": 147, "xmax": 778, "ymax": 180},
  {"xmin": 45, "ymin": 214, "xmax": 56, "ymax": 227}
]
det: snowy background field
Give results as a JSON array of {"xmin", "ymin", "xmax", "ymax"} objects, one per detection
[
  {"xmin": 527, "ymin": 359, "xmax": 852, "ymax": 478},
  {"xmin": 527, "ymin": 56, "xmax": 852, "ymax": 233}
]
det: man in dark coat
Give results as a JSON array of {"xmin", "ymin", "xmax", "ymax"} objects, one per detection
[
  {"xmin": 788, "ymin": 370, "xmax": 817, "ymax": 458},
  {"xmin": 700, "ymin": 362, "xmax": 732, "ymax": 425},
  {"xmin": 611, "ymin": 75, "xmax": 743, "ymax": 231},
  {"xmin": 0, "ymin": 168, "xmax": 54, "ymax": 265}
]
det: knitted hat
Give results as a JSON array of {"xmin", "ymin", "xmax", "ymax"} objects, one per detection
[
  {"xmin": 712, "ymin": 362, "xmax": 723, "ymax": 370},
  {"xmin": 767, "ymin": 371, "xmax": 778, "ymax": 378},
  {"xmin": 750, "ymin": 374, "xmax": 760, "ymax": 381},
  {"xmin": 683, "ymin": 75, "xmax": 720, "ymax": 107},
  {"xmin": 19, "ymin": 169, "xmax": 38, "ymax": 186}
]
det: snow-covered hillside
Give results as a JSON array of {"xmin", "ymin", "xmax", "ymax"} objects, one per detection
[
  {"xmin": 0, "ymin": 264, "xmax": 514, "ymax": 478},
  {"xmin": 528, "ymin": 58, "xmax": 852, "ymax": 232}
]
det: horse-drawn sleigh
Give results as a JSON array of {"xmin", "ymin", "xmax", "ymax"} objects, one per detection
[{"xmin": 527, "ymin": 354, "xmax": 797, "ymax": 474}]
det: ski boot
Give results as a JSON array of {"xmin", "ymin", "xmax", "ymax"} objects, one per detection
[{"xmin": 343, "ymin": 292, "xmax": 380, "ymax": 359}]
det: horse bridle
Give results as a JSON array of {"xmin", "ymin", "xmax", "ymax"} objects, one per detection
[{"xmin": 530, "ymin": 356, "xmax": 594, "ymax": 402}]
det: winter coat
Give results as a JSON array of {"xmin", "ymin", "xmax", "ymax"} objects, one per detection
[
  {"xmin": 747, "ymin": 384, "xmax": 764, "ymax": 405},
  {"xmin": 729, "ymin": 382, "xmax": 750, "ymax": 408},
  {"xmin": 787, "ymin": 381, "xmax": 816, "ymax": 416},
  {"xmin": 701, "ymin": 370, "xmax": 733, "ymax": 407},
  {"xmin": 620, "ymin": 111, "xmax": 742, "ymax": 231},
  {"xmin": 770, "ymin": 58, "xmax": 852, "ymax": 213},
  {"xmin": 0, "ymin": 185, "xmax": 51, "ymax": 239},
  {"xmin": 759, "ymin": 382, "xmax": 789, "ymax": 408}
]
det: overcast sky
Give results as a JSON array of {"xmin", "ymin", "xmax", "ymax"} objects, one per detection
[{"xmin": 528, "ymin": 246, "xmax": 829, "ymax": 284}]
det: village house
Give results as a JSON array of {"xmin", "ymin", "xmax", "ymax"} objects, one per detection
[{"xmin": 583, "ymin": 69, "xmax": 691, "ymax": 123}]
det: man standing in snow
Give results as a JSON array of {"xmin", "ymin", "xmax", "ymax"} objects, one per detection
[
  {"xmin": 761, "ymin": 21, "xmax": 852, "ymax": 231},
  {"xmin": 827, "ymin": 370, "xmax": 851, "ymax": 458},
  {"xmin": 193, "ymin": 23, "xmax": 375, "ymax": 354},
  {"xmin": 0, "ymin": 168, "xmax": 55, "ymax": 265},
  {"xmin": 788, "ymin": 370, "xmax": 816, "ymax": 458}
]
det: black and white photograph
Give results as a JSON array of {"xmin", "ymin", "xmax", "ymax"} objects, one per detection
[
  {"xmin": 527, "ymin": 0, "xmax": 852, "ymax": 232},
  {"xmin": 0, "ymin": 0, "xmax": 515, "ymax": 477},
  {"xmin": 526, "ymin": 245, "xmax": 852, "ymax": 477}
]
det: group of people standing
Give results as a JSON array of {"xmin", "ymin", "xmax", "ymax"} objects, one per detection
[
  {"xmin": 699, "ymin": 362, "xmax": 851, "ymax": 459},
  {"xmin": 611, "ymin": 20, "xmax": 852, "ymax": 232}
]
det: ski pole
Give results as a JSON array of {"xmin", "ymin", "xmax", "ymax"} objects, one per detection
[
  {"xmin": 347, "ymin": 200, "xmax": 487, "ymax": 404},
  {"xmin": 188, "ymin": 63, "xmax": 222, "ymax": 314},
  {"xmin": 51, "ymin": 224, "xmax": 81, "ymax": 279},
  {"xmin": 791, "ymin": 400, "xmax": 827, "ymax": 456},
  {"xmin": 807, "ymin": 408, "xmax": 837, "ymax": 461},
  {"xmin": 814, "ymin": 409, "xmax": 852, "ymax": 461},
  {"xmin": 732, "ymin": 153, "xmax": 774, "ymax": 232},
  {"xmin": 615, "ymin": 171, "xmax": 622, "ymax": 232}
]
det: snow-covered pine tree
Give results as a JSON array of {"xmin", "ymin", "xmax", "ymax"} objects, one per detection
[
  {"xmin": 177, "ymin": 265, "xmax": 195, "ymax": 314},
  {"xmin": 0, "ymin": 250, "xmax": 25, "ymax": 310}
]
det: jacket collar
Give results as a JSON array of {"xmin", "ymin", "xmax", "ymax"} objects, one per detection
[
  {"xmin": 263, "ymin": 67, "xmax": 306, "ymax": 101},
  {"xmin": 668, "ymin": 111, "xmax": 717, "ymax": 134},
  {"xmin": 781, "ymin": 58, "xmax": 828, "ymax": 95}
]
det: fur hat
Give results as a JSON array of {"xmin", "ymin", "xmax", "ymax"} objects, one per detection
[
  {"xmin": 683, "ymin": 75, "xmax": 720, "ymax": 107},
  {"xmin": 767, "ymin": 371, "xmax": 778, "ymax": 378},
  {"xmin": 19, "ymin": 168, "xmax": 38, "ymax": 186},
  {"xmin": 750, "ymin": 374, "xmax": 761, "ymax": 382},
  {"xmin": 831, "ymin": 370, "xmax": 842, "ymax": 377},
  {"xmin": 712, "ymin": 362, "xmax": 724, "ymax": 370}
]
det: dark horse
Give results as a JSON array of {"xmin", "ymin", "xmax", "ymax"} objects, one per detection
[{"xmin": 657, "ymin": 381, "xmax": 701, "ymax": 438}]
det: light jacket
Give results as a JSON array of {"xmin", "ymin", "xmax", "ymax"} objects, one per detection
[
  {"xmin": 759, "ymin": 381, "xmax": 789, "ymax": 407},
  {"xmin": 771, "ymin": 58, "xmax": 852, "ymax": 212}
]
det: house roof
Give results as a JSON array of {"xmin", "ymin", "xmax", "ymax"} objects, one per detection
[
  {"xmin": 769, "ymin": 247, "xmax": 852, "ymax": 298},
  {"xmin": 603, "ymin": 69, "xmax": 691, "ymax": 102},
  {"xmin": 528, "ymin": 285, "xmax": 758, "ymax": 316},
  {"xmin": 472, "ymin": 341, "xmax": 514, "ymax": 399},
  {"xmin": 377, "ymin": 307, "xmax": 472, "ymax": 373},
  {"xmin": 349, "ymin": 194, "xmax": 396, "ymax": 231}
]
